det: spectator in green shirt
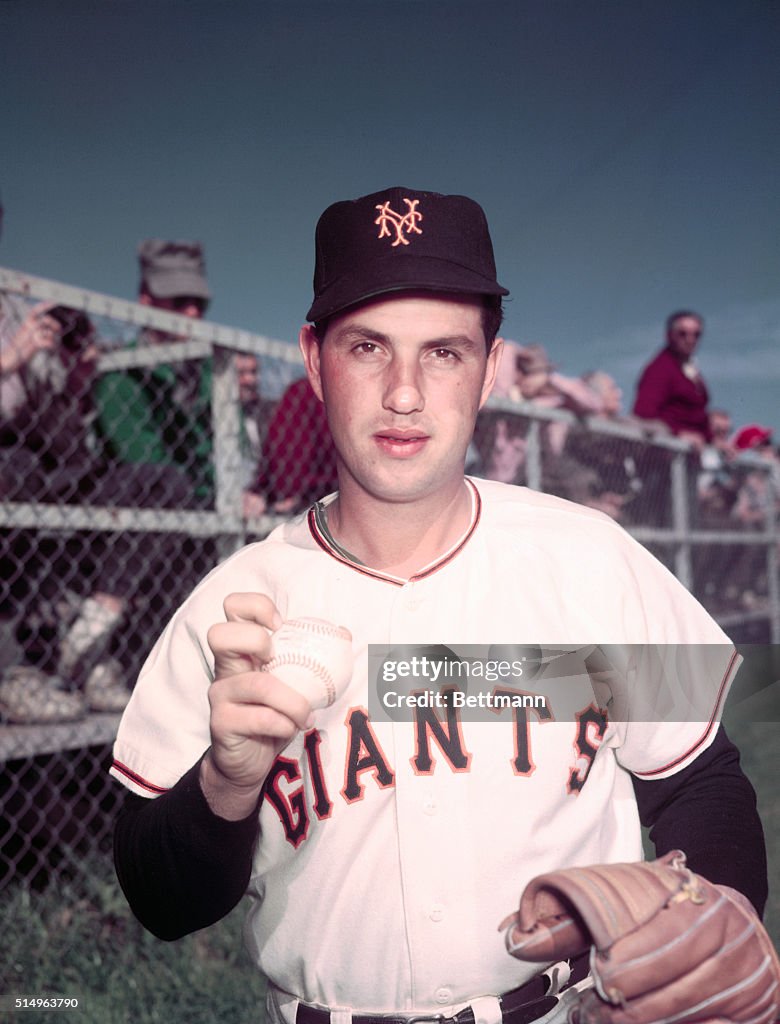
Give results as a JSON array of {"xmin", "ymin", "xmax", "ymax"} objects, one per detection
[{"xmin": 93, "ymin": 240, "xmax": 215, "ymax": 507}]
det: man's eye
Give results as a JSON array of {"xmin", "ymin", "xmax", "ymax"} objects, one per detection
[
  {"xmin": 432, "ymin": 348, "xmax": 458, "ymax": 361},
  {"xmin": 353, "ymin": 342, "xmax": 380, "ymax": 355}
]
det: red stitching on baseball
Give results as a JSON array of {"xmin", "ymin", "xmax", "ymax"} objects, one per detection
[{"xmin": 263, "ymin": 652, "xmax": 336, "ymax": 705}]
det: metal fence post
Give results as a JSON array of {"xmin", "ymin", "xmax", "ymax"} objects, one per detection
[
  {"xmin": 525, "ymin": 419, "xmax": 542, "ymax": 491},
  {"xmin": 670, "ymin": 450, "xmax": 693, "ymax": 590},
  {"xmin": 211, "ymin": 345, "xmax": 245, "ymax": 561}
]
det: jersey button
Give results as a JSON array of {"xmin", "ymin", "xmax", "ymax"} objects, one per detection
[
  {"xmin": 435, "ymin": 988, "xmax": 452, "ymax": 1005},
  {"xmin": 429, "ymin": 904, "xmax": 444, "ymax": 922},
  {"xmin": 423, "ymin": 796, "xmax": 437, "ymax": 815}
]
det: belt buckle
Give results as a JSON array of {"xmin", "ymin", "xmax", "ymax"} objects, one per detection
[{"xmin": 403, "ymin": 1016, "xmax": 447, "ymax": 1024}]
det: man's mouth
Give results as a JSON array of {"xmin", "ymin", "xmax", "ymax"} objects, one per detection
[{"xmin": 374, "ymin": 430, "xmax": 430, "ymax": 457}]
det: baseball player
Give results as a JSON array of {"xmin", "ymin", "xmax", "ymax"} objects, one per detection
[{"xmin": 112, "ymin": 187, "xmax": 776, "ymax": 1024}]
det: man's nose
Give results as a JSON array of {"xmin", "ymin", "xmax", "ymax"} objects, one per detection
[{"xmin": 382, "ymin": 359, "xmax": 425, "ymax": 414}]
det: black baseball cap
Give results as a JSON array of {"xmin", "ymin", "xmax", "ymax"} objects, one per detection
[{"xmin": 306, "ymin": 186, "xmax": 509, "ymax": 322}]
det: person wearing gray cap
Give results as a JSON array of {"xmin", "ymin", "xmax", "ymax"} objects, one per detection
[
  {"xmin": 93, "ymin": 240, "xmax": 214, "ymax": 504},
  {"xmin": 137, "ymin": 239, "xmax": 211, "ymax": 322}
]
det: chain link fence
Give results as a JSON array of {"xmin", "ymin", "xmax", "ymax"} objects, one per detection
[
  {"xmin": 472, "ymin": 398, "xmax": 780, "ymax": 637},
  {"xmin": 2, "ymin": 266, "xmax": 778, "ymax": 905}
]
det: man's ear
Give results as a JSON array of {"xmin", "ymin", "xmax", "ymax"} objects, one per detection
[
  {"xmin": 479, "ymin": 336, "xmax": 504, "ymax": 409},
  {"xmin": 299, "ymin": 324, "xmax": 324, "ymax": 402}
]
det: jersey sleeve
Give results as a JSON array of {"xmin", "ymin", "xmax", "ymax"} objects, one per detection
[
  {"xmin": 598, "ymin": 529, "xmax": 742, "ymax": 779},
  {"xmin": 110, "ymin": 575, "xmax": 220, "ymax": 797}
]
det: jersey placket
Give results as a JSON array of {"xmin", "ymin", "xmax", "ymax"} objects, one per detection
[{"xmin": 385, "ymin": 576, "xmax": 476, "ymax": 1007}]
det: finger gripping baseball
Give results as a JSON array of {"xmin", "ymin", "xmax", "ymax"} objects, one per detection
[{"xmin": 504, "ymin": 851, "xmax": 780, "ymax": 1024}]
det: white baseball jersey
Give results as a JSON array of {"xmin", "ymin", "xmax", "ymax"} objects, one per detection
[{"xmin": 111, "ymin": 478, "xmax": 738, "ymax": 1020}]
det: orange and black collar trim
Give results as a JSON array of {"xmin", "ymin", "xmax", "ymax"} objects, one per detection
[{"xmin": 307, "ymin": 479, "xmax": 482, "ymax": 587}]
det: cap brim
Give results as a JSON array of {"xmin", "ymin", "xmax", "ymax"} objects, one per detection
[{"xmin": 306, "ymin": 255, "xmax": 509, "ymax": 322}]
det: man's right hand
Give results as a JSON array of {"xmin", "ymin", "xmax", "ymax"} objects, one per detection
[
  {"xmin": 1, "ymin": 303, "xmax": 59, "ymax": 375},
  {"xmin": 201, "ymin": 593, "xmax": 312, "ymax": 820}
]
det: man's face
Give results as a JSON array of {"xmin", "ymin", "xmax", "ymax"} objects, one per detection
[
  {"xmin": 139, "ymin": 291, "xmax": 207, "ymax": 342},
  {"xmin": 518, "ymin": 367, "xmax": 549, "ymax": 400},
  {"xmin": 142, "ymin": 293, "xmax": 207, "ymax": 318},
  {"xmin": 300, "ymin": 292, "xmax": 500, "ymax": 506},
  {"xmin": 710, "ymin": 412, "xmax": 732, "ymax": 441},
  {"xmin": 666, "ymin": 315, "xmax": 703, "ymax": 359},
  {"xmin": 235, "ymin": 353, "xmax": 259, "ymax": 405}
]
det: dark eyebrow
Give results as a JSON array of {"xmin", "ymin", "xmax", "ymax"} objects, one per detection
[
  {"xmin": 332, "ymin": 325, "xmax": 392, "ymax": 345},
  {"xmin": 424, "ymin": 335, "xmax": 481, "ymax": 352},
  {"xmin": 332, "ymin": 326, "xmax": 481, "ymax": 352}
]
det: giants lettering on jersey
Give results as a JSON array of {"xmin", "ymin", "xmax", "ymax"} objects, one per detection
[{"xmin": 265, "ymin": 702, "xmax": 606, "ymax": 848}]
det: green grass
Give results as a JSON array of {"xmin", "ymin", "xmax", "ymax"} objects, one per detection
[{"xmin": 1, "ymin": 859, "xmax": 268, "ymax": 1024}]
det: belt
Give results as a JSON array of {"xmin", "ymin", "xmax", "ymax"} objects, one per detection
[{"xmin": 295, "ymin": 955, "xmax": 589, "ymax": 1024}]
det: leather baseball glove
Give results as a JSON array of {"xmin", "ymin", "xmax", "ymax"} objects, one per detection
[{"xmin": 501, "ymin": 850, "xmax": 779, "ymax": 1024}]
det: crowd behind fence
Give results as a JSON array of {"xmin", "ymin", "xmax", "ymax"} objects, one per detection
[{"xmin": 1, "ymin": 267, "xmax": 778, "ymax": 897}]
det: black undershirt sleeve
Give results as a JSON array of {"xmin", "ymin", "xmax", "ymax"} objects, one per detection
[
  {"xmin": 113, "ymin": 757, "xmax": 261, "ymax": 940},
  {"xmin": 631, "ymin": 724, "xmax": 768, "ymax": 917}
]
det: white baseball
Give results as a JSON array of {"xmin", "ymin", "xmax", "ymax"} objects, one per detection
[{"xmin": 262, "ymin": 617, "xmax": 353, "ymax": 710}]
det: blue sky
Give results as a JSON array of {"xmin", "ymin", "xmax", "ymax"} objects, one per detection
[{"xmin": 2, "ymin": 0, "xmax": 778, "ymax": 429}]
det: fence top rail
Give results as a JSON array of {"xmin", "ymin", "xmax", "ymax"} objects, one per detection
[
  {"xmin": 486, "ymin": 393, "xmax": 693, "ymax": 446},
  {"xmin": 0, "ymin": 501, "xmax": 290, "ymax": 535},
  {"xmin": 485, "ymin": 393, "xmax": 695, "ymax": 447},
  {"xmin": 0, "ymin": 265, "xmax": 302, "ymax": 365},
  {"xmin": 484, "ymin": 395, "xmax": 776, "ymax": 470}
]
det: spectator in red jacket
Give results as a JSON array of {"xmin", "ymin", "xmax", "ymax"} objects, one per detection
[
  {"xmin": 633, "ymin": 310, "xmax": 711, "ymax": 449},
  {"xmin": 255, "ymin": 377, "xmax": 338, "ymax": 514}
]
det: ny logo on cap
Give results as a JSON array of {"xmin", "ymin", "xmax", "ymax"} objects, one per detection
[{"xmin": 374, "ymin": 198, "xmax": 423, "ymax": 247}]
